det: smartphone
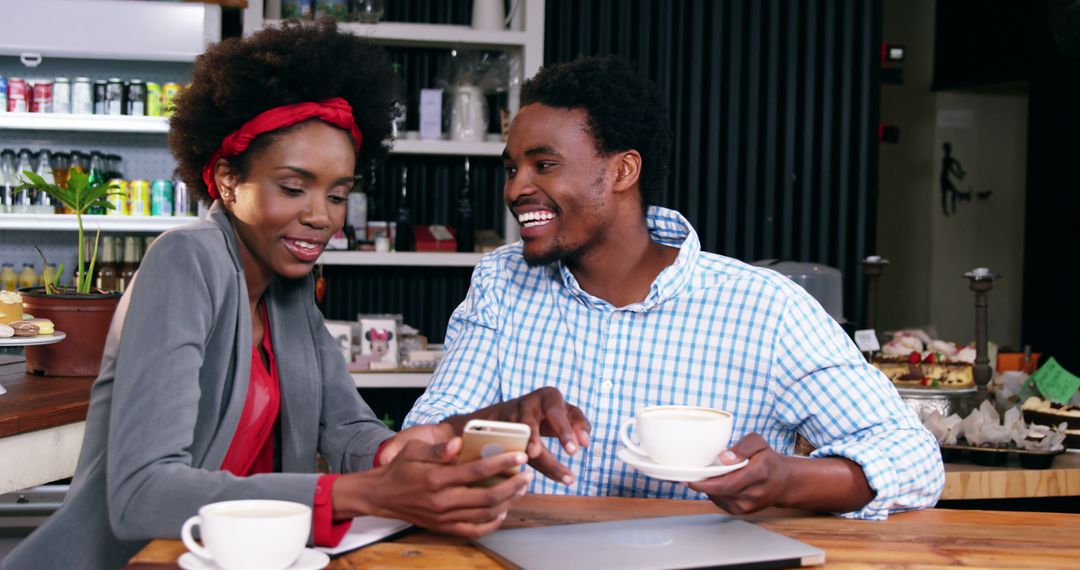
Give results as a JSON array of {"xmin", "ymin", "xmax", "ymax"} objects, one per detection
[{"xmin": 458, "ymin": 419, "xmax": 531, "ymax": 487}]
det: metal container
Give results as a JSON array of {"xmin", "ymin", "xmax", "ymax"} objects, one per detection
[{"xmin": 897, "ymin": 387, "xmax": 976, "ymax": 418}]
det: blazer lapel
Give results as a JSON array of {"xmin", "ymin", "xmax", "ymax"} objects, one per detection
[{"xmin": 267, "ymin": 278, "xmax": 320, "ymax": 473}]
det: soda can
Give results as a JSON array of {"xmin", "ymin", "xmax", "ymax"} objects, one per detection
[
  {"xmin": 162, "ymin": 82, "xmax": 181, "ymax": 117},
  {"xmin": 53, "ymin": 77, "xmax": 71, "ymax": 114},
  {"xmin": 106, "ymin": 179, "xmax": 128, "ymax": 216},
  {"xmin": 151, "ymin": 179, "xmax": 174, "ymax": 216},
  {"xmin": 93, "ymin": 80, "xmax": 107, "ymax": 114},
  {"xmin": 128, "ymin": 179, "xmax": 150, "ymax": 216},
  {"xmin": 173, "ymin": 180, "xmax": 192, "ymax": 216},
  {"xmin": 0, "ymin": 76, "xmax": 7, "ymax": 113},
  {"xmin": 8, "ymin": 78, "xmax": 28, "ymax": 112},
  {"xmin": 146, "ymin": 82, "xmax": 162, "ymax": 117},
  {"xmin": 105, "ymin": 78, "xmax": 123, "ymax": 116},
  {"xmin": 72, "ymin": 77, "xmax": 93, "ymax": 114},
  {"xmin": 125, "ymin": 79, "xmax": 146, "ymax": 116},
  {"xmin": 30, "ymin": 80, "xmax": 53, "ymax": 113}
]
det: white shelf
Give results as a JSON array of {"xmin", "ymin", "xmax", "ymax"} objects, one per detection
[
  {"xmin": 0, "ymin": 113, "xmax": 169, "ymax": 134},
  {"xmin": 266, "ymin": 20, "xmax": 529, "ymax": 49},
  {"xmin": 391, "ymin": 139, "xmax": 505, "ymax": 156},
  {"xmin": 319, "ymin": 251, "xmax": 483, "ymax": 267},
  {"xmin": 351, "ymin": 372, "xmax": 432, "ymax": 388},
  {"xmin": 0, "ymin": 214, "xmax": 197, "ymax": 233}
]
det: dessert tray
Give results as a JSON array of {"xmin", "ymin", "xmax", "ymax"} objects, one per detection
[
  {"xmin": 938, "ymin": 442, "xmax": 1066, "ymax": 469},
  {"xmin": 0, "ymin": 331, "xmax": 66, "ymax": 347}
]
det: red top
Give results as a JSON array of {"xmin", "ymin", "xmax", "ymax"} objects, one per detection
[{"xmin": 220, "ymin": 303, "xmax": 351, "ymax": 546}]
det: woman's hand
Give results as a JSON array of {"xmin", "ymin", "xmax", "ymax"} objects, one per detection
[
  {"xmin": 335, "ymin": 436, "xmax": 532, "ymax": 539},
  {"xmin": 376, "ymin": 423, "xmax": 456, "ymax": 465},
  {"xmin": 687, "ymin": 433, "xmax": 873, "ymax": 515},
  {"xmin": 446, "ymin": 387, "xmax": 591, "ymax": 486}
]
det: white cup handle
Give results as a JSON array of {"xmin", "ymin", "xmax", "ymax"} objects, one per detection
[
  {"xmin": 180, "ymin": 515, "xmax": 213, "ymax": 562},
  {"xmin": 620, "ymin": 418, "xmax": 649, "ymax": 457}
]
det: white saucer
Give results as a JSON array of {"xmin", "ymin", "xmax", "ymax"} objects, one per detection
[
  {"xmin": 617, "ymin": 448, "xmax": 749, "ymax": 482},
  {"xmin": 178, "ymin": 548, "xmax": 330, "ymax": 570}
]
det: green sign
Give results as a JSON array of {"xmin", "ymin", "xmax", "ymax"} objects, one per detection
[{"xmin": 1031, "ymin": 357, "xmax": 1080, "ymax": 404}]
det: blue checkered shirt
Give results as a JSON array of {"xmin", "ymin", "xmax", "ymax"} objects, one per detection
[{"xmin": 405, "ymin": 206, "xmax": 944, "ymax": 519}]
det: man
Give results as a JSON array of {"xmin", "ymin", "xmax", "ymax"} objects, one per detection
[{"xmin": 405, "ymin": 56, "xmax": 943, "ymax": 519}]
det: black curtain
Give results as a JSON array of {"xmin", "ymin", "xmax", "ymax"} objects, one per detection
[{"xmin": 324, "ymin": 0, "xmax": 883, "ymax": 338}]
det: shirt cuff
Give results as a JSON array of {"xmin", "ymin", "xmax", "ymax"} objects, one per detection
[
  {"xmin": 372, "ymin": 437, "xmax": 393, "ymax": 468},
  {"xmin": 313, "ymin": 474, "xmax": 352, "ymax": 547}
]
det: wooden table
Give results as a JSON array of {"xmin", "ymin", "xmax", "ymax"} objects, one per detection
[
  {"xmin": 0, "ymin": 356, "xmax": 94, "ymax": 494},
  {"xmin": 127, "ymin": 494, "xmax": 1080, "ymax": 569},
  {"xmin": 942, "ymin": 452, "xmax": 1080, "ymax": 500}
]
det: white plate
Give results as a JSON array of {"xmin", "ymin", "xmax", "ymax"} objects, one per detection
[
  {"xmin": 617, "ymin": 447, "xmax": 749, "ymax": 482},
  {"xmin": 178, "ymin": 548, "xmax": 330, "ymax": 570},
  {"xmin": 0, "ymin": 331, "xmax": 66, "ymax": 346}
]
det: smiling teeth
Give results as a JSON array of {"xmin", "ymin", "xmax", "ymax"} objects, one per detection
[
  {"xmin": 292, "ymin": 240, "xmax": 318, "ymax": 249},
  {"xmin": 517, "ymin": 211, "xmax": 555, "ymax": 224}
]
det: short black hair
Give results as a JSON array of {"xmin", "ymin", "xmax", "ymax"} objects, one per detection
[
  {"xmin": 520, "ymin": 55, "xmax": 672, "ymax": 212},
  {"xmin": 169, "ymin": 20, "xmax": 398, "ymax": 204}
]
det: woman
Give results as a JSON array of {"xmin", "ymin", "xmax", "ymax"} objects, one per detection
[{"xmin": 3, "ymin": 22, "xmax": 529, "ymax": 570}]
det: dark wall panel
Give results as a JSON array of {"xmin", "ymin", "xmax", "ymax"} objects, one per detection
[{"xmin": 543, "ymin": 0, "xmax": 882, "ymax": 326}]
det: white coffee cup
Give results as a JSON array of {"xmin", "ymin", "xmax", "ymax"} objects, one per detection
[
  {"xmin": 180, "ymin": 499, "xmax": 311, "ymax": 570},
  {"xmin": 620, "ymin": 406, "xmax": 734, "ymax": 468}
]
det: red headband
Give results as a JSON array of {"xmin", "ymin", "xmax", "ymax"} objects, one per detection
[{"xmin": 201, "ymin": 97, "xmax": 363, "ymax": 199}]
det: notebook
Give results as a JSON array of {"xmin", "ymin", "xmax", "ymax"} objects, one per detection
[{"xmin": 473, "ymin": 514, "xmax": 825, "ymax": 570}]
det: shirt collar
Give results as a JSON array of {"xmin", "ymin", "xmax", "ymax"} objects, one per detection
[{"xmin": 556, "ymin": 206, "xmax": 700, "ymax": 311}]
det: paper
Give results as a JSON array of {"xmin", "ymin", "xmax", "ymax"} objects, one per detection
[
  {"xmin": 1031, "ymin": 357, "xmax": 1080, "ymax": 405},
  {"xmin": 854, "ymin": 329, "xmax": 880, "ymax": 352},
  {"xmin": 315, "ymin": 516, "xmax": 412, "ymax": 556}
]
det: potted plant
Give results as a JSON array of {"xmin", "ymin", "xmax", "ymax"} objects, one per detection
[{"xmin": 16, "ymin": 169, "xmax": 122, "ymax": 377}]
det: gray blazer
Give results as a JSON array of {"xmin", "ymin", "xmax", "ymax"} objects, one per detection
[{"xmin": 3, "ymin": 204, "xmax": 394, "ymax": 570}]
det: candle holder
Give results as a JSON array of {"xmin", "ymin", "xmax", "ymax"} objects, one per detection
[
  {"xmin": 964, "ymin": 267, "xmax": 1000, "ymax": 388},
  {"xmin": 861, "ymin": 255, "xmax": 890, "ymax": 331}
]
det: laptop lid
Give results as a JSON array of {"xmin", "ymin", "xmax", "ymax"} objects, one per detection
[{"xmin": 473, "ymin": 514, "xmax": 826, "ymax": 570}]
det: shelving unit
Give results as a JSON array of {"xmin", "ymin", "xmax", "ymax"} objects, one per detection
[
  {"xmin": 0, "ymin": 114, "xmax": 170, "ymax": 134},
  {"xmin": 319, "ymin": 251, "xmax": 483, "ymax": 267},
  {"xmin": 352, "ymin": 372, "xmax": 432, "ymax": 389},
  {"xmin": 0, "ymin": 214, "xmax": 195, "ymax": 233}
]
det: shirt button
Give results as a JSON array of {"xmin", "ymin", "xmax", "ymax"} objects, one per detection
[{"xmin": 601, "ymin": 379, "xmax": 614, "ymax": 390}]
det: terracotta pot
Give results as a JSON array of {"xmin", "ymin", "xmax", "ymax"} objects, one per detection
[{"xmin": 21, "ymin": 287, "xmax": 121, "ymax": 377}]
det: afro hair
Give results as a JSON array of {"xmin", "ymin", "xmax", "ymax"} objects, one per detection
[
  {"xmin": 168, "ymin": 19, "xmax": 399, "ymax": 205},
  {"xmin": 520, "ymin": 55, "xmax": 672, "ymax": 213}
]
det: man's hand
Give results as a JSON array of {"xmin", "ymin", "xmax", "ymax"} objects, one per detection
[
  {"xmin": 687, "ymin": 433, "xmax": 873, "ymax": 515},
  {"xmin": 446, "ymin": 387, "xmax": 591, "ymax": 486},
  {"xmin": 335, "ymin": 437, "xmax": 532, "ymax": 539},
  {"xmin": 377, "ymin": 423, "xmax": 456, "ymax": 465}
]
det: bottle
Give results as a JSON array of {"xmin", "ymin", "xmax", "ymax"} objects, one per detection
[
  {"xmin": 18, "ymin": 263, "xmax": 38, "ymax": 290},
  {"xmin": 95, "ymin": 236, "xmax": 118, "ymax": 291},
  {"xmin": 390, "ymin": 63, "xmax": 407, "ymax": 139},
  {"xmin": 34, "ymin": 149, "xmax": 56, "ymax": 214},
  {"xmin": 0, "ymin": 263, "xmax": 17, "ymax": 291},
  {"xmin": 456, "ymin": 157, "xmax": 475, "ymax": 253},
  {"xmin": 394, "ymin": 165, "xmax": 413, "ymax": 252},
  {"xmin": 52, "ymin": 151, "xmax": 71, "ymax": 188},
  {"xmin": 118, "ymin": 236, "xmax": 141, "ymax": 292},
  {"xmin": 87, "ymin": 152, "xmax": 106, "ymax": 215},
  {"xmin": 14, "ymin": 149, "xmax": 35, "ymax": 213},
  {"xmin": 0, "ymin": 149, "xmax": 16, "ymax": 214}
]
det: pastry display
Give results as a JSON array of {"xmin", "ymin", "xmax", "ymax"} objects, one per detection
[
  {"xmin": 27, "ymin": 318, "xmax": 55, "ymax": 335},
  {"xmin": 1021, "ymin": 396, "xmax": 1080, "ymax": 448},
  {"xmin": 0, "ymin": 290, "xmax": 22, "ymax": 326},
  {"xmin": 10, "ymin": 321, "xmax": 39, "ymax": 337},
  {"xmin": 872, "ymin": 332, "xmax": 975, "ymax": 389},
  {"xmin": 0, "ymin": 324, "xmax": 13, "ymax": 338}
]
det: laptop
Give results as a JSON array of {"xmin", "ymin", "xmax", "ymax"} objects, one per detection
[{"xmin": 473, "ymin": 514, "xmax": 825, "ymax": 570}]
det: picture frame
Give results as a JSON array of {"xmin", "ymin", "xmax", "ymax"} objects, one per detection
[{"xmin": 359, "ymin": 317, "xmax": 399, "ymax": 369}]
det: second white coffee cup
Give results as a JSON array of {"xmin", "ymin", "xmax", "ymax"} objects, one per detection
[
  {"xmin": 620, "ymin": 406, "xmax": 734, "ymax": 468},
  {"xmin": 180, "ymin": 499, "xmax": 311, "ymax": 570}
]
